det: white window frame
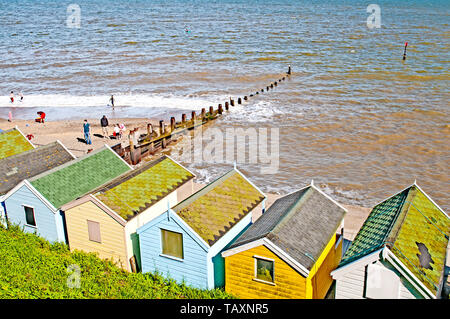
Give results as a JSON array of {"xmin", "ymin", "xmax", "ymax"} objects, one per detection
[
  {"xmin": 22, "ymin": 204, "xmax": 37, "ymax": 228},
  {"xmin": 253, "ymin": 255, "xmax": 276, "ymax": 285},
  {"xmin": 159, "ymin": 228, "xmax": 184, "ymax": 262}
]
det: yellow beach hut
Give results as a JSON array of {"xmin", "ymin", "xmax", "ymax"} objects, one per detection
[
  {"xmin": 61, "ymin": 155, "xmax": 195, "ymax": 272},
  {"xmin": 221, "ymin": 182, "xmax": 347, "ymax": 299}
]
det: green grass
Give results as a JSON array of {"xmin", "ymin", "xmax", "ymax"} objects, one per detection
[{"xmin": 0, "ymin": 224, "xmax": 234, "ymax": 299}]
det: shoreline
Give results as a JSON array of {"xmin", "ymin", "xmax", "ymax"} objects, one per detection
[
  {"xmin": 1, "ymin": 117, "xmax": 374, "ymax": 241},
  {"xmin": 0, "ymin": 117, "xmax": 160, "ymax": 158}
]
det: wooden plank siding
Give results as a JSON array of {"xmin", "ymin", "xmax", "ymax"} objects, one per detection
[
  {"xmin": 138, "ymin": 213, "xmax": 209, "ymax": 289},
  {"xmin": 334, "ymin": 258, "xmax": 423, "ymax": 299},
  {"xmin": 225, "ymin": 245, "xmax": 307, "ymax": 299},
  {"xmin": 335, "ymin": 266, "xmax": 367, "ymax": 299},
  {"xmin": 311, "ymin": 235, "xmax": 343, "ymax": 299},
  {"xmin": 64, "ymin": 201, "xmax": 129, "ymax": 270},
  {"xmin": 4, "ymin": 184, "xmax": 64, "ymax": 242}
]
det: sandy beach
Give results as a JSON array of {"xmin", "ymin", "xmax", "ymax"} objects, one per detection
[
  {"xmin": 1, "ymin": 115, "xmax": 374, "ymax": 239},
  {"xmin": 0, "ymin": 117, "xmax": 161, "ymax": 158}
]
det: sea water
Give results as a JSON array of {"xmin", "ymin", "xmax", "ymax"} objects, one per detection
[{"xmin": 1, "ymin": 0, "xmax": 448, "ymax": 209}]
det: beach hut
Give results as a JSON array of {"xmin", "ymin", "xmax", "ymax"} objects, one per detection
[
  {"xmin": 60, "ymin": 155, "xmax": 195, "ymax": 272},
  {"xmin": 331, "ymin": 183, "xmax": 449, "ymax": 299},
  {"xmin": 0, "ymin": 141, "xmax": 76, "ymax": 226},
  {"xmin": 0, "ymin": 126, "xmax": 35, "ymax": 160},
  {"xmin": 2, "ymin": 145, "xmax": 132, "ymax": 243},
  {"xmin": 221, "ymin": 182, "xmax": 347, "ymax": 299},
  {"xmin": 136, "ymin": 166, "xmax": 266, "ymax": 289}
]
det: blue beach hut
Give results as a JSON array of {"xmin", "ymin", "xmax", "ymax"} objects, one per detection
[{"xmin": 136, "ymin": 167, "xmax": 266, "ymax": 289}]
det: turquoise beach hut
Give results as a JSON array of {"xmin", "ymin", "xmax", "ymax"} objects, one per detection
[
  {"xmin": 136, "ymin": 167, "xmax": 266, "ymax": 289},
  {"xmin": 2, "ymin": 146, "xmax": 132, "ymax": 243}
]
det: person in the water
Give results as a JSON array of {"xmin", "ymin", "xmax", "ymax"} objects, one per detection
[
  {"xmin": 10, "ymin": 91, "xmax": 14, "ymax": 103},
  {"xmin": 109, "ymin": 95, "xmax": 115, "ymax": 108}
]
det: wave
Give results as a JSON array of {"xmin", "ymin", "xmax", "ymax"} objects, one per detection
[{"xmin": 0, "ymin": 93, "xmax": 226, "ymax": 110}]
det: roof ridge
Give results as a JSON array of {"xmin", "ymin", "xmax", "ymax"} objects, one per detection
[
  {"xmin": 268, "ymin": 187, "xmax": 311, "ymax": 235},
  {"xmin": 91, "ymin": 155, "xmax": 169, "ymax": 194},
  {"xmin": 172, "ymin": 168, "xmax": 236, "ymax": 212},
  {"xmin": 341, "ymin": 187, "xmax": 411, "ymax": 264},
  {"xmin": 29, "ymin": 146, "xmax": 110, "ymax": 182}
]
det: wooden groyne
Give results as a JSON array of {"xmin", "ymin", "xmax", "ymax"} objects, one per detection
[{"xmin": 112, "ymin": 73, "xmax": 290, "ymax": 165}]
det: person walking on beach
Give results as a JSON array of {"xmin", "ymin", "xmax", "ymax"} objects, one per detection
[
  {"xmin": 100, "ymin": 115, "xmax": 109, "ymax": 138},
  {"xmin": 109, "ymin": 95, "xmax": 115, "ymax": 109},
  {"xmin": 10, "ymin": 91, "xmax": 14, "ymax": 103},
  {"xmin": 83, "ymin": 119, "xmax": 92, "ymax": 145}
]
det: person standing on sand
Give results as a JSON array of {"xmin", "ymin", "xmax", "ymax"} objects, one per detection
[
  {"xmin": 83, "ymin": 119, "xmax": 92, "ymax": 145},
  {"xmin": 114, "ymin": 123, "xmax": 123, "ymax": 139},
  {"xmin": 10, "ymin": 91, "xmax": 14, "ymax": 103},
  {"xmin": 100, "ymin": 115, "xmax": 109, "ymax": 138},
  {"xmin": 109, "ymin": 95, "xmax": 115, "ymax": 109}
]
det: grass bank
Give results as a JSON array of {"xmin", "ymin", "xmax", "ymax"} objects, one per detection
[{"xmin": 0, "ymin": 224, "xmax": 234, "ymax": 299}]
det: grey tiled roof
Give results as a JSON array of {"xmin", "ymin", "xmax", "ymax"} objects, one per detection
[
  {"xmin": 0, "ymin": 141, "xmax": 74, "ymax": 195},
  {"xmin": 230, "ymin": 186, "xmax": 347, "ymax": 271}
]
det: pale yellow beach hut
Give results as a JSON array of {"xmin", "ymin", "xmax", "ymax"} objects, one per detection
[{"xmin": 61, "ymin": 155, "xmax": 195, "ymax": 272}]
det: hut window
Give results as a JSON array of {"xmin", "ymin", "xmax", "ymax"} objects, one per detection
[
  {"xmin": 24, "ymin": 206, "xmax": 36, "ymax": 226},
  {"xmin": 161, "ymin": 229, "xmax": 183, "ymax": 259},
  {"xmin": 255, "ymin": 257, "xmax": 274, "ymax": 283},
  {"xmin": 87, "ymin": 220, "xmax": 101, "ymax": 243},
  {"xmin": 365, "ymin": 263, "xmax": 400, "ymax": 299}
]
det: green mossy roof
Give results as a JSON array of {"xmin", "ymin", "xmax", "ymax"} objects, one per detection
[
  {"xmin": 173, "ymin": 170, "xmax": 265, "ymax": 246},
  {"xmin": 30, "ymin": 148, "xmax": 131, "ymax": 209},
  {"xmin": 94, "ymin": 156, "xmax": 194, "ymax": 220},
  {"xmin": 0, "ymin": 128, "xmax": 34, "ymax": 160},
  {"xmin": 341, "ymin": 185, "xmax": 450, "ymax": 296}
]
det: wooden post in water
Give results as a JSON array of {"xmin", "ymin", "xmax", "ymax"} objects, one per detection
[
  {"xmin": 191, "ymin": 111, "xmax": 196, "ymax": 122},
  {"xmin": 182, "ymin": 113, "xmax": 186, "ymax": 125},
  {"xmin": 274, "ymin": 81, "xmax": 277, "ymax": 86},
  {"xmin": 159, "ymin": 120, "xmax": 164, "ymax": 135},
  {"xmin": 230, "ymin": 99, "xmax": 234, "ymax": 106},
  {"xmin": 270, "ymin": 83, "xmax": 274, "ymax": 88},
  {"xmin": 170, "ymin": 117, "xmax": 176, "ymax": 132},
  {"xmin": 129, "ymin": 131, "xmax": 136, "ymax": 165},
  {"xmin": 256, "ymin": 91, "xmax": 259, "ymax": 95},
  {"xmin": 225, "ymin": 101, "xmax": 229, "ymax": 110},
  {"xmin": 266, "ymin": 86, "xmax": 270, "ymax": 91},
  {"xmin": 218, "ymin": 104, "xmax": 223, "ymax": 114},
  {"xmin": 403, "ymin": 42, "xmax": 408, "ymax": 61},
  {"xmin": 209, "ymin": 106, "xmax": 214, "ymax": 116},
  {"xmin": 261, "ymin": 88, "xmax": 264, "ymax": 92},
  {"xmin": 201, "ymin": 108, "xmax": 206, "ymax": 119},
  {"xmin": 147, "ymin": 123, "xmax": 153, "ymax": 138},
  {"xmin": 238, "ymin": 97, "xmax": 242, "ymax": 104},
  {"xmin": 244, "ymin": 96, "xmax": 248, "ymax": 101}
]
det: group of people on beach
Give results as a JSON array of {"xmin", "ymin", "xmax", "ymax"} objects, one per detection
[
  {"xmin": 9, "ymin": 91, "xmax": 24, "ymax": 103},
  {"xmin": 83, "ymin": 116, "xmax": 126, "ymax": 145}
]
